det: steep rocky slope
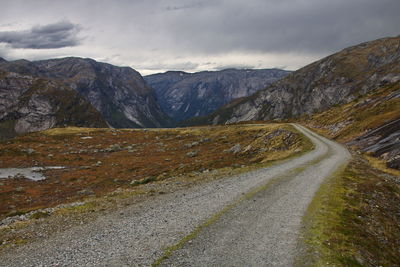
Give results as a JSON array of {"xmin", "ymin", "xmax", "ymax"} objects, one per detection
[
  {"xmin": 0, "ymin": 69, "xmax": 107, "ymax": 140},
  {"xmin": 185, "ymin": 36, "xmax": 399, "ymax": 169},
  {"xmin": 189, "ymin": 36, "xmax": 399, "ymax": 125},
  {"xmin": 304, "ymin": 81, "xmax": 399, "ymax": 169},
  {"xmin": 145, "ymin": 69, "xmax": 289, "ymax": 122},
  {"xmin": 0, "ymin": 57, "xmax": 172, "ymax": 128}
]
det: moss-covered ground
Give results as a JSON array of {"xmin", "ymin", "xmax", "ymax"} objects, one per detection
[{"xmin": 301, "ymin": 155, "xmax": 400, "ymax": 266}]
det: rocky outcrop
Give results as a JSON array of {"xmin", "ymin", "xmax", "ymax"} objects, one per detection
[
  {"xmin": 0, "ymin": 57, "xmax": 172, "ymax": 128},
  {"xmin": 0, "ymin": 70, "xmax": 107, "ymax": 140},
  {"xmin": 145, "ymin": 69, "xmax": 290, "ymax": 122},
  {"xmin": 192, "ymin": 36, "xmax": 400, "ymax": 125},
  {"xmin": 349, "ymin": 118, "xmax": 400, "ymax": 169}
]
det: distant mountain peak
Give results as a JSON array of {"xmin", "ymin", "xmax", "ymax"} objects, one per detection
[{"xmin": 145, "ymin": 68, "xmax": 290, "ymax": 122}]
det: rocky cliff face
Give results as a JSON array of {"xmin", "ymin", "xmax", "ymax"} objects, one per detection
[
  {"xmin": 305, "ymin": 80, "xmax": 400, "ymax": 170},
  {"xmin": 145, "ymin": 69, "xmax": 290, "ymax": 122},
  {"xmin": 0, "ymin": 69, "xmax": 107, "ymax": 140},
  {"xmin": 349, "ymin": 118, "xmax": 400, "ymax": 169},
  {"xmin": 193, "ymin": 36, "xmax": 399, "ymax": 125},
  {"xmin": 0, "ymin": 57, "xmax": 172, "ymax": 128}
]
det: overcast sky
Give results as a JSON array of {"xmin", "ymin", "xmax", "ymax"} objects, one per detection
[{"xmin": 1, "ymin": 0, "xmax": 399, "ymax": 75}]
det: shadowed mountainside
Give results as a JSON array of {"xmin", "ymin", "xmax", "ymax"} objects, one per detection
[
  {"xmin": 0, "ymin": 69, "xmax": 107, "ymax": 140},
  {"xmin": 0, "ymin": 57, "xmax": 172, "ymax": 129},
  {"xmin": 145, "ymin": 68, "xmax": 290, "ymax": 122}
]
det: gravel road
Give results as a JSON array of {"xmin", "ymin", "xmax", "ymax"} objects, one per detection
[{"xmin": 0, "ymin": 124, "xmax": 350, "ymax": 266}]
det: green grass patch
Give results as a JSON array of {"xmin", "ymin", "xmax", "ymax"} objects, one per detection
[
  {"xmin": 130, "ymin": 176, "xmax": 157, "ymax": 186},
  {"xmin": 6, "ymin": 210, "xmax": 28, "ymax": 217},
  {"xmin": 300, "ymin": 156, "xmax": 400, "ymax": 266}
]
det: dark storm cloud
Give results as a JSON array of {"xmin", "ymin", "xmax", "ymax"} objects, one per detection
[
  {"xmin": 162, "ymin": 0, "xmax": 400, "ymax": 54},
  {"xmin": 0, "ymin": 0, "xmax": 399, "ymax": 73},
  {"xmin": 0, "ymin": 21, "xmax": 81, "ymax": 49}
]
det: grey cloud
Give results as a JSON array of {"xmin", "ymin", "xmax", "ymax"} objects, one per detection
[
  {"xmin": 0, "ymin": 21, "xmax": 81, "ymax": 49},
  {"xmin": 215, "ymin": 64, "xmax": 256, "ymax": 71},
  {"xmin": 0, "ymin": 0, "xmax": 399, "ymax": 73},
  {"xmin": 141, "ymin": 61, "xmax": 199, "ymax": 71},
  {"xmin": 166, "ymin": 1, "xmax": 205, "ymax": 11},
  {"xmin": 162, "ymin": 0, "xmax": 400, "ymax": 55}
]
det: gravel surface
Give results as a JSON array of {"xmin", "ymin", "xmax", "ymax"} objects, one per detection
[
  {"xmin": 0, "ymin": 124, "xmax": 350, "ymax": 266},
  {"xmin": 161, "ymin": 124, "xmax": 350, "ymax": 266}
]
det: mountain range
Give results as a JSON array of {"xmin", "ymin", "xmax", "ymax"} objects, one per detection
[
  {"xmin": 144, "ymin": 68, "xmax": 290, "ymax": 122},
  {"xmin": 0, "ymin": 57, "xmax": 172, "ymax": 134},
  {"xmin": 0, "ymin": 58, "xmax": 286, "ymax": 139},
  {"xmin": 0, "ymin": 36, "xmax": 398, "ymax": 169},
  {"xmin": 186, "ymin": 36, "xmax": 399, "ymax": 125}
]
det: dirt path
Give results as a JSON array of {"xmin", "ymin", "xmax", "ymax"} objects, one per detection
[
  {"xmin": 0, "ymin": 124, "xmax": 350, "ymax": 266},
  {"xmin": 160, "ymin": 124, "xmax": 351, "ymax": 266}
]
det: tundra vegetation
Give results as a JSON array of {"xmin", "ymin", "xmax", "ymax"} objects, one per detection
[{"xmin": 0, "ymin": 123, "xmax": 311, "ymax": 250}]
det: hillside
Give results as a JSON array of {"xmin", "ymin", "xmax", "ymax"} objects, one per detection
[
  {"xmin": 185, "ymin": 36, "xmax": 400, "ymax": 169},
  {"xmin": 303, "ymin": 81, "xmax": 399, "ymax": 169},
  {"xmin": 0, "ymin": 69, "xmax": 107, "ymax": 140},
  {"xmin": 145, "ymin": 69, "xmax": 290, "ymax": 122},
  {"xmin": 188, "ymin": 36, "xmax": 399, "ymax": 125},
  {"xmin": 0, "ymin": 57, "xmax": 172, "ymax": 128}
]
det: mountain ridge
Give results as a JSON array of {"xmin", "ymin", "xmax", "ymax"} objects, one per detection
[
  {"xmin": 182, "ymin": 36, "xmax": 400, "ymax": 169},
  {"xmin": 145, "ymin": 68, "xmax": 290, "ymax": 122},
  {"xmin": 185, "ymin": 36, "xmax": 399, "ymax": 125},
  {"xmin": 0, "ymin": 69, "xmax": 107, "ymax": 140},
  {"xmin": 0, "ymin": 57, "xmax": 173, "ymax": 129}
]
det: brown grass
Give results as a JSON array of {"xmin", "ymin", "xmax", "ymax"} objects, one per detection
[
  {"xmin": 0, "ymin": 123, "xmax": 307, "ymax": 218},
  {"xmin": 304, "ymin": 82, "xmax": 399, "ymax": 143}
]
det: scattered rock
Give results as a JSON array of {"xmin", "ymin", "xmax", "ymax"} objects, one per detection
[
  {"xmin": 227, "ymin": 144, "xmax": 242, "ymax": 154},
  {"xmin": 186, "ymin": 151, "xmax": 199, "ymax": 157},
  {"xmin": 77, "ymin": 189, "xmax": 95, "ymax": 196},
  {"xmin": 184, "ymin": 142, "xmax": 199, "ymax": 148},
  {"xmin": 200, "ymin": 137, "xmax": 212, "ymax": 143},
  {"xmin": 243, "ymin": 145, "xmax": 252, "ymax": 153},
  {"xmin": 105, "ymin": 144, "xmax": 122, "ymax": 153},
  {"xmin": 387, "ymin": 155, "xmax": 400, "ymax": 169},
  {"xmin": 22, "ymin": 148, "xmax": 37, "ymax": 155}
]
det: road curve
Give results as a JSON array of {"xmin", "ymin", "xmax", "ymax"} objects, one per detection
[
  {"xmin": 0, "ymin": 124, "xmax": 350, "ymax": 267},
  {"xmin": 160, "ymin": 124, "xmax": 351, "ymax": 266}
]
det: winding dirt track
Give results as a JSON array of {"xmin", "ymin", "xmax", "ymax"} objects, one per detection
[{"xmin": 0, "ymin": 124, "xmax": 350, "ymax": 267}]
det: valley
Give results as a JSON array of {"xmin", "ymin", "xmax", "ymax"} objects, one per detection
[
  {"xmin": 145, "ymin": 68, "xmax": 290, "ymax": 122},
  {"xmin": 0, "ymin": 35, "xmax": 399, "ymax": 266}
]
